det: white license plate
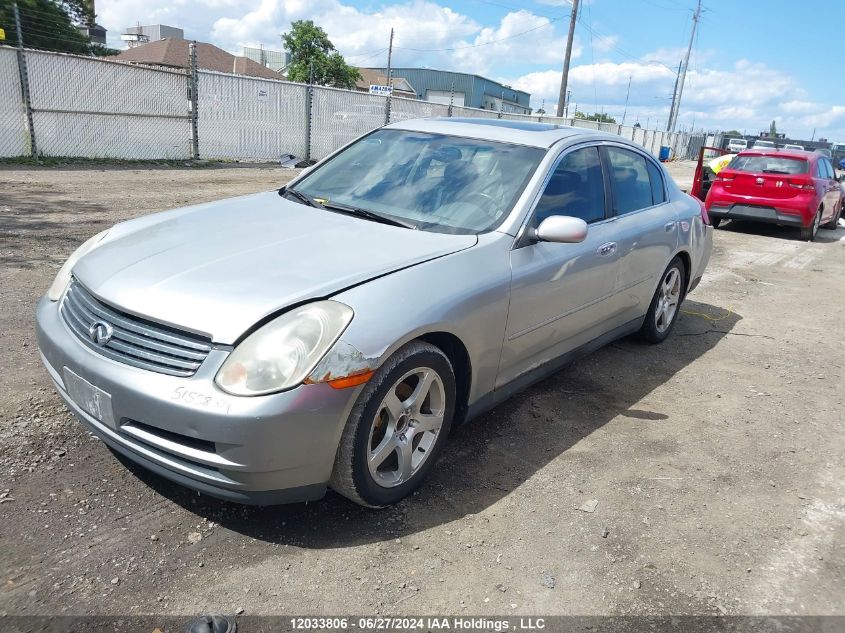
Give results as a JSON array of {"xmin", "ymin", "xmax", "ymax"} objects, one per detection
[{"xmin": 63, "ymin": 367, "xmax": 116, "ymax": 429}]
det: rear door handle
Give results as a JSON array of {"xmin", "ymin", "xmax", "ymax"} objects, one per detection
[
  {"xmin": 664, "ymin": 221, "xmax": 676, "ymax": 232},
  {"xmin": 598, "ymin": 242, "xmax": 617, "ymax": 256}
]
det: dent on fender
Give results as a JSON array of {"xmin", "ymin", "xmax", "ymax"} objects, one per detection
[{"xmin": 305, "ymin": 340, "xmax": 379, "ymax": 386}]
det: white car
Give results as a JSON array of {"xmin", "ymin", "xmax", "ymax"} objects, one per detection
[
  {"xmin": 783, "ymin": 144, "xmax": 804, "ymax": 151},
  {"xmin": 726, "ymin": 138, "xmax": 747, "ymax": 153}
]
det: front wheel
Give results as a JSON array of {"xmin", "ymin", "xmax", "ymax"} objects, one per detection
[
  {"xmin": 639, "ymin": 257, "xmax": 685, "ymax": 344},
  {"xmin": 800, "ymin": 206, "xmax": 822, "ymax": 241},
  {"xmin": 330, "ymin": 341, "xmax": 455, "ymax": 507}
]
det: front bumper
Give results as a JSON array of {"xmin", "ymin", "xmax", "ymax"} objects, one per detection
[
  {"xmin": 708, "ymin": 203, "xmax": 808, "ymax": 227},
  {"xmin": 36, "ymin": 296, "xmax": 361, "ymax": 505}
]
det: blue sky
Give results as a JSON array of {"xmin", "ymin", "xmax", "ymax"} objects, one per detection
[{"xmin": 98, "ymin": 0, "xmax": 845, "ymax": 141}]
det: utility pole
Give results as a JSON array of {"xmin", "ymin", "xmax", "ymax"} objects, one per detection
[
  {"xmin": 622, "ymin": 75, "xmax": 631, "ymax": 125},
  {"xmin": 385, "ymin": 28, "xmax": 394, "ymax": 91},
  {"xmin": 668, "ymin": 0, "xmax": 701, "ymax": 132},
  {"xmin": 666, "ymin": 60, "xmax": 681, "ymax": 132},
  {"xmin": 13, "ymin": 2, "xmax": 37, "ymax": 157},
  {"xmin": 556, "ymin": 0, "xmax": 579, "ymax": 118}
]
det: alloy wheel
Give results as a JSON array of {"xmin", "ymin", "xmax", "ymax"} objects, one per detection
[
  {"xmin": 366, "ymin": 367, "xmax": 446, "ymax": 488},
  {"xmin": 655, "ymin": 267, "xmax": 682, "ymax": 333}
]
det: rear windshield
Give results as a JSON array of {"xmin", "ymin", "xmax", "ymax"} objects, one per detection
[{"xmin": 728, "ymin": 155, "xmax": 808, "ymax": 175}]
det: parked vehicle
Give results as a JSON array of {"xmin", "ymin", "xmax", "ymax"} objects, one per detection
[
  {"xmin": 705, "ymin": 148, "xmax": 843, "ymax": 240},
  {"xmin": 36, "ymin": 119, "xmax": 713, "ymax": 507},
  {"xmin": 783, "ymin": 144, "xmax": 804, "ymax": 151},
  {"xmin": 752, "ymin": 140, "xmax": 776, "ymax": 149},
  {"xmin": 815, "ymin": 148, "xmax": 832, "ymax": 158},
  {"xmin": 839, "ymin": 157, "xmax": 845, "ymax": 170},
  {"xmin": 726, "ymin": 138, "xmax": 747, "ymax": 153}
]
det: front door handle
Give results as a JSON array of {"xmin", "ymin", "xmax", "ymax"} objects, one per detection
[
  {"xmin": 664, "ymin": 221, "xmax": 676, "ymax": 232},
  {"xmin": 598, "ymin": 242, "xmax": 617, "ymax": 256}
]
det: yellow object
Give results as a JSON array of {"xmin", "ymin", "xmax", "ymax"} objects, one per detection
[
  {"xmin": 708, "ymin": 154, "xmax": 735, "ymax": 174},
  {"xmin": 0, "ymin": 28, "xmax": 6, "ymax": 41}
]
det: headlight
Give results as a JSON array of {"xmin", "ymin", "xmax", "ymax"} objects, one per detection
[
  {"xmin": 215, "ymin": 301, "xmax": 354, "ymax": 396},
  {"xmin": 47, "ymin": 230, "xmax": 110, "ymax": 301}
]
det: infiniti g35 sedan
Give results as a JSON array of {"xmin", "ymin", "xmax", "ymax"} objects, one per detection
[{"xmin": 36, "ymin": 118, "xmax": 713, "ymax": 507}]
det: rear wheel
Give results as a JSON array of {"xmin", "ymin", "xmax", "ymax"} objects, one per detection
[
  {"xmin": 330, "ymin": 341, "xmax": 455, "ymax": 507},
  {"xmin": 800, "ymin": 206, "xmax": 822, "ymax": 241},
  {"xmin": 639, "ymin": 257, "xmax": 685, "ymax": 344}
]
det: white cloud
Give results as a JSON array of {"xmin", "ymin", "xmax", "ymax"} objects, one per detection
[{"xmin": 95, "ymin": 0, "xmax": 845, "ymax": 140}]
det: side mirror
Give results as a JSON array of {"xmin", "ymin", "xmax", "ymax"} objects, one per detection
[{"xmin": 535, "ymin": 215, "xmax": 589, "ymax": 244}]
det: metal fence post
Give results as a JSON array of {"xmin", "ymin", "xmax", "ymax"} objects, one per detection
[
  {"xmin": 304, "ymin": 84, "xmax": 313, "ymax": 161},
  {"xmin": 188, "ymin": 42, "xmax": 199, "ymax": 160},
  {"xmin": 13, "ymin": 3, "xmax": 37, "ymax": 157}
]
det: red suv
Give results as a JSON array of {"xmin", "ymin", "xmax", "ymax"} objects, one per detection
[{"xmin": 705, "ymin": 149, "xmax": 843, "ymax": 241}]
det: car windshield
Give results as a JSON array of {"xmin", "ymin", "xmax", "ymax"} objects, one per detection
[
  {"xmin": 728, "ymin": 155, "xmax": 808, "ymax": 174},
  {"xmin": 292, "ymin": 129, "xmax": 544, "ymax": 234}
]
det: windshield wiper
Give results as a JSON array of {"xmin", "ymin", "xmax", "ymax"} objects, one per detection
[
  {"xmin": 321, "ymin": 201, "xmax": 417, "ymax": 230},
  {"xmin": 279, "ymin": 187, "xmax": 323, "ymax": 208}
]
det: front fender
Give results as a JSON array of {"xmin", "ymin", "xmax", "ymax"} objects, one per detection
[{"xmin": 327, "ymin": 233, "xmax": 513, "ymax": 407}]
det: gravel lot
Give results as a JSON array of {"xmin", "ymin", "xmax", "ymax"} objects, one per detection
[{"xmin": 0, "ymin": 162, "xmax": 843, "ymax": 619}]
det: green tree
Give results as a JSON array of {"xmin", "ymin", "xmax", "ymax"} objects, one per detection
[
  {"xmin": 769, "ymin": 120, "xmax": 777, "ymax": 137},
  {"xmin": 574, "ymin": 110, "xmax": 616, "ymax": 124},
  {"xmin": 0, "ymin": 0, "xmax": 114, "ymax": 54},
  {"xmin": 282, "ymin": 20, "xmax": 362, "ymax": 89}
]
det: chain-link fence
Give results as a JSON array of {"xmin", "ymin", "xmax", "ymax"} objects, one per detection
[
  {"xmin": 0, "ymin": 47, "xmax": 28, "ymax": 157},
  {"xmin": 0, "ymin": 44, "xmax": 716, "ymax": 163},
  {"xmin": 24, "ymin": 50, "xmax": 191, "ymax": 159},
  {"xmin": 198, "ymin": 71, "xmax": 308, "ymax": 160}
]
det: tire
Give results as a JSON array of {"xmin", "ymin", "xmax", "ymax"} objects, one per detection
[
  {"xmin": 822, "ymin": 204, "xmax": 842, "ymax": 230},
  {"xmin": 639, "ymin": 256, "xmax": 685, "ymax": 344},
  {"xmin": 800, "ymin": 206, "xmax": 822, "ymax": 241},
  {"xmin": 330, "ymin": 340, "xmax": 456, "ymax": 507},
  {"xmin": 711, "ymin": 217, "xmax": 723, "ymax": 229}
]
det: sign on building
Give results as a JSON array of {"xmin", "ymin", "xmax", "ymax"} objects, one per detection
[{"xmin": 368, "ymin": 85, "xmax": 393, "ymax": 96}]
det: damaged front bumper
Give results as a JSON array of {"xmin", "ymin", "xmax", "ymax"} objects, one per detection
[{"xmin": 35, "ymin": 296, "xmax": 367, "ymax": 505}]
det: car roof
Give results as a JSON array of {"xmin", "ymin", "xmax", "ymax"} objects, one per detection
[
  {"xmin": 383, "ymin": 117, "xmax": 626, "ymax": 149},
  {"xmin": 738, "ymin": 148, "xmax": 818, "ymax": 160}
]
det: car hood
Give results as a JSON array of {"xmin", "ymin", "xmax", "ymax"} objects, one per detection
[{"xmin": 72, "ymin": 191, "xmax": 477, "ymax": 344}]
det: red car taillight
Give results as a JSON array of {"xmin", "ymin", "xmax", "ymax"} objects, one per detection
[{"xmin": 788, "ymin": 178, "xmax": 814, "ymax": 191}]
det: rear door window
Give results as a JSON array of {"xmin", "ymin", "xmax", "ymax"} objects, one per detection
[
  {"xmin": 606, "ymin": 147, "xmax": 655, "ymax": 214},
  {"xmin": 821, "ymin": 159, "xmax": 834, "ymax": 179},
  {"xmin": 645, "ymin": 160, "xmax": 666, "ymax": 205},
  {"xmin": 534, "ymin": 146, "xmax": 606, "ymax": 225}
]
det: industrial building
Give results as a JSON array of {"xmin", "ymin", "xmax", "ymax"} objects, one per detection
[
  {"xmin": 361, "ymin": 67, "xmax": 530, "ymax": 114},
  {"xmin": 242, "ymin": 46, "xmax": 290, "ymax": 73},
  {"xmin": 121, "ymin": 24, "xmax": 184, "ymax": 48}
]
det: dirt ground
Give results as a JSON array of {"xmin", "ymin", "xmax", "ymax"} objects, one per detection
[{"xmin": 0, "ymin": 161, "xmax": 843, "ymax": 620}]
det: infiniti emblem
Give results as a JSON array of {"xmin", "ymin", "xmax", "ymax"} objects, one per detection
[{"xmin": 88, "ymin": 320, "xmax": 114, "ymax": 346}]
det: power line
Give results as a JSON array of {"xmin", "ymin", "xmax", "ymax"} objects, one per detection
[{"xmin": 393, "ymin": 17, "xmax": 561, "ymax": 52}]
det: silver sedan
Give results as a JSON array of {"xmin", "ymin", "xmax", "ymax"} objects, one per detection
[{"xmin": 36, "ymin": 118, "xmax": 713, "ymax": 507}]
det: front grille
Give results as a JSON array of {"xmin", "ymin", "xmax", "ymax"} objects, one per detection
[{"xmin": 60, "ymin": 279, "xmax": 212, "ymax": 377}]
